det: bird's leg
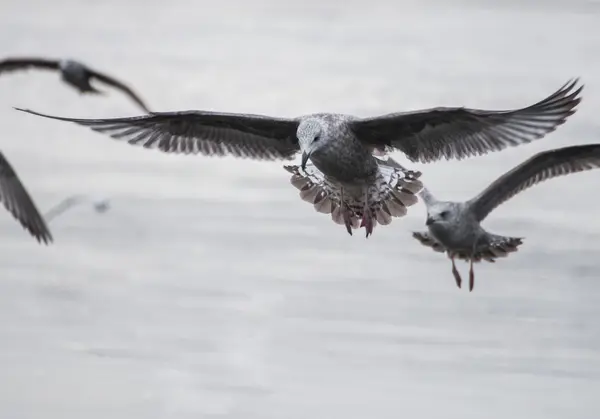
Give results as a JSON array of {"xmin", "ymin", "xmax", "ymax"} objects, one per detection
[
  {"xmin": 340, "ymin": 187, "xmax": 353, "ymax": 236},
  {"xmin": 468, "ymin": 237, "xmax": 480, "ymax": 292},
  {"xmin": 360, "ymin": 187, "xmax": 374, "ymax": 238},
  {"xmin": 451, "ymin": 255, "xmax": 462, "ymax": 289},
  {"xmin": 468, "ymin": 259, "xmax": 475, "ymax": 292}
]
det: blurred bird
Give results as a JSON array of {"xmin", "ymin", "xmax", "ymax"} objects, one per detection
[
  {"xmin": 411, "ymin": 143, "xmax": 600, "ymax": 292},
  {"xmin": 0, "ymin": 151, "xmax": 52, "ymax": 244},
  {"xmin": 44, "ymin": 195, "xmax": 110, "ymax": 222},
  {"xmin": 0, "ymin": 57, "xmax": 150, "ymax": 113}
]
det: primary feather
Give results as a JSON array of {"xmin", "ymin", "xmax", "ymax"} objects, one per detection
[
  {"xmin": 349, "ymin": 78, "xmax": 583, "ymax": 163},
  {"xmin": 469, "ymin": 143, "xmax": 600, "ymax": 221}
]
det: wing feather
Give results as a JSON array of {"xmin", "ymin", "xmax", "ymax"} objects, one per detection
[
  {"xmin": 469, "ymin": 143, "xmax": 600, "ymax": 221},
  {"xmin": 87, "ymin": 68, "xmax": 151, "ymax": 113},
  {"xmin": 349, "ymin": 79, "xmax": 583, "ymax": 163},
  {"xmin": 0, "ymin": 57, "xmax": 59, "ymax": 74},
  {"xmin": 15, "ymin": 108, "xmax": 301, "ymax": 161},
  {"xmin": 0, "ymin": 152, "xmax": 52, "ymax": 244}
]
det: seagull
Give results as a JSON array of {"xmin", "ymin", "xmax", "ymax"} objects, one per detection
[
  {"xmin": 44, "ymin": 195, "xmax": 110, "ymax": 222},
  {"xmin": 14, "ymin": 78, "xmax": 582, "ymax": 237},
  {"xmin": 0, "ymin": 151, "xmax": 52, "ymax": 244},
  {"xmin": 0, "ymin": 57, "xmax": 150, "ymax": 113},
  {"xmin": 411, "ymin": 143, "xmax": 600, "ymax": 292}
]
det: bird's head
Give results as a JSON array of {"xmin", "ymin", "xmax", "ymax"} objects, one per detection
[
  {"xmin": 425, "ymin": 202, "xmax": 463, "ymax": 230},
  {"xmin": 297, "ymin": 119, "xmax": 324, "ymax": 171}
]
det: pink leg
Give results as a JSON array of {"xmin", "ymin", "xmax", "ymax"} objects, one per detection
[
  {"xmin": 360, "ymin": 206, "xmax": 374, "ymax": 238},
  {"xmin": 468, "ymin": 237, "xmax": 480, "ymax": 292},
  {"xmin": 340, "ymin": 187, "xmax": 353, "ymax": 236},
  {"xmin": 451, "ymin": 257, "xmax": 462, "ymax": 289},
  {"xmin": 342, "ymin": 206, "xmax": 353, "ymax": 236},
  {"xmin": 469, "ymin": 259, "xmax": 475, "ymax": 292},
  {"xmin": 360, "ymin": 188, "xmax": 374, "ymax": 238}
]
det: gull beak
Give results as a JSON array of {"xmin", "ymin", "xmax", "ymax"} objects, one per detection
[
  {"xmin": 301, "ymin": 150, "xmax": 311, "ymax": 172},
  {"xmin": 426, "ymin": 216, "xmax": 435, "ymax": 226}
]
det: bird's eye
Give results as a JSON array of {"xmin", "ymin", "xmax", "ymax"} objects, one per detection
[
  {"xmin": 313, "ymin": 135, "xmax": 320, "ymax": 142},
  {"xmin": 440, "ymin": 211, "xmax": 449, "ymax": 218}
]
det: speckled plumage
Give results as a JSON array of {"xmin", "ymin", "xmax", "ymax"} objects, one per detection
[
  {"xmin": 15, "ymin": 78, "xmax": 582, "ymax": 236},
  {"xmin": 413, "ymin": 143, "xmax": 600, "ymax": 291},
  {"xmin": 284, "ymin": 155, "xmax": 423, "ymax": 233}
]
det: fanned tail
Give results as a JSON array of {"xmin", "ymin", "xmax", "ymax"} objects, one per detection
[
  {"xmin": 466, "ymin": 234, "xmax": 524, "ymax": 263},
  {"xmin": 412, "ymin": 231, "xmax": 524, "ymax": 263},
  {"xmin": 284, "ymin": 157, "xmax": 423, "ymax": 233}
]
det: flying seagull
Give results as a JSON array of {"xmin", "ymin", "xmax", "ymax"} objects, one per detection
[
  {"xmin": 0, "ymin": 57, "xmax": 150, "ymax": 113},
  {"xmin": 14, "ymin": 78, "xmax": 582, "ymax": 237},
  {"xmin": 411, "ymin": 143, "xmax": 600, "ymax": 292},
  {"xmin": 0, "ymin": 151, "xmax": 52, "ymax": 244},
  {"xmin": 44, "ymin": 195, "xmax": 110, "ymax": 222}
]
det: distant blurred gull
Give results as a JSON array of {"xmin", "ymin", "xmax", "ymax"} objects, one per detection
[
  {"xmin": 44, "ymin": 195, "xmax": 110, "ymax": 222},
  {"xmin": 0, "ymin": 57, "xmax": 150, "ymax": 112},
  {"xmin": 412, "ymin": 143, "xmax": 600, "ymax": 292},
  {"xmin": 15, "ymin": 79, "xmax": 582, "ymax": 237},
  {"xmin": 0, "ymin": 151, "xmax": 52, "ymax": 244}
]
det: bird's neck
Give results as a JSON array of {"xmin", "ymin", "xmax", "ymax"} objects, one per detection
[{"xmin": 419, "ymin": 188, "xmax": 437, "ymax": 206}]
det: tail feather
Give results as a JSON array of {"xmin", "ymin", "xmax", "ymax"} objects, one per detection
[
  {"xmin": 412, "ymin": 231, "xmax": 524, "ymax": 263},
  {"xmin": 284, "ymin": 157, "xmax": 423, "ymax": 232},
  {"xmin": 471, "ymin": 234, "xmax": 524, "ymax": 262}
]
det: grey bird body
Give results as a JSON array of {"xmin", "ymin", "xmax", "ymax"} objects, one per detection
[
  {"xmin": 14, "ymin": 78, "xmax": 582, "ymax": 237},
  {"xmin": 297, "ymin": 114, "xmax": 378, "ymax": 182},
  {"xmin": 58, "ymin": 59, "xmax": 102, "ymax": 94},
  {"xmin": 426, "ymin": 201, "xmax": 483, "ymax": 251},
  {"xmin": 0, "ymin": 57, "xmax": 151, "ymax": 112},
  {"xmin": 413, "ymin": 143, "xmax": 600, "ymax": 291}
]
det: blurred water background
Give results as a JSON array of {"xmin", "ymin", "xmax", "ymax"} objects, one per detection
[{"xmin": 0, "ymin": 1, "xmax": 599, "ymax": 418}]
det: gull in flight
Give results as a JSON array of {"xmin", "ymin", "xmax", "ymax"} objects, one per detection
[
  {"xmin": 412, "ymin": 143, "xmax": 600, "ymax": 291},
  {"xmin": 0, "ymin": 57, "xmax": 150, "ymax": 113},
  {"xmin": 15, "ymin": 78, "xmax": 582, "ymax": 237},
  {"xmin": 0, "ymin": 151, "xmax": 52, "ymax": 244},
  {"xmin": 44, "ymin": 195, "xmax": 110, "ymax": 222}
]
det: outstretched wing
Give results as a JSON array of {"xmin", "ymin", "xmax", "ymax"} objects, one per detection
[
  {"xmin": 15, "ymin": 108, "xmax": 301, "ymax": 160},
  {"xmin": 468, "ymin": 143, "xmax": 600, "ymax": 221},
  {"xmin": 0, "ymin": 57, "xmax": 59, "ymax": 74},
  {"xmin": 349, "ymin": 79, "xmax": 583, "ymax": 163},
  {"xmin": 0, "ymin": 152, "xmax": 52, "ymax": 244},
  {"xmin": 87, "ymin": 68, "xmax": 151, "ymax": 113}
]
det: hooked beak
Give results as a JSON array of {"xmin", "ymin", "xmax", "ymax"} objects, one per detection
[
  {"xmin": 426, "ymin": 216, "xmax": 436, "ymax": 226},
  {"xmin": 301, "ymin": 150, "xmax": 311, "ymax": 172}
]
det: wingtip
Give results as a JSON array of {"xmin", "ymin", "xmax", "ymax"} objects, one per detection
[
  {"xmin": 13, "ymin": 107, "xmax": 57, "ymax": 120},
  {"xmin": 37, "ymin": 231, "xmax": 54, "ymax": 245},
  {"xmin": 40, "ymin": 236, "xmax": 53, "ymax": 245},
  {"xmin": 565, "ymin": 77, "xmax": 584, "ymax": 94}
]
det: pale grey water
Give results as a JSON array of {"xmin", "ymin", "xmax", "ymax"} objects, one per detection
[{"xmin": 0, "ymin": 0, "xmax": 600, "ymax": 418}]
